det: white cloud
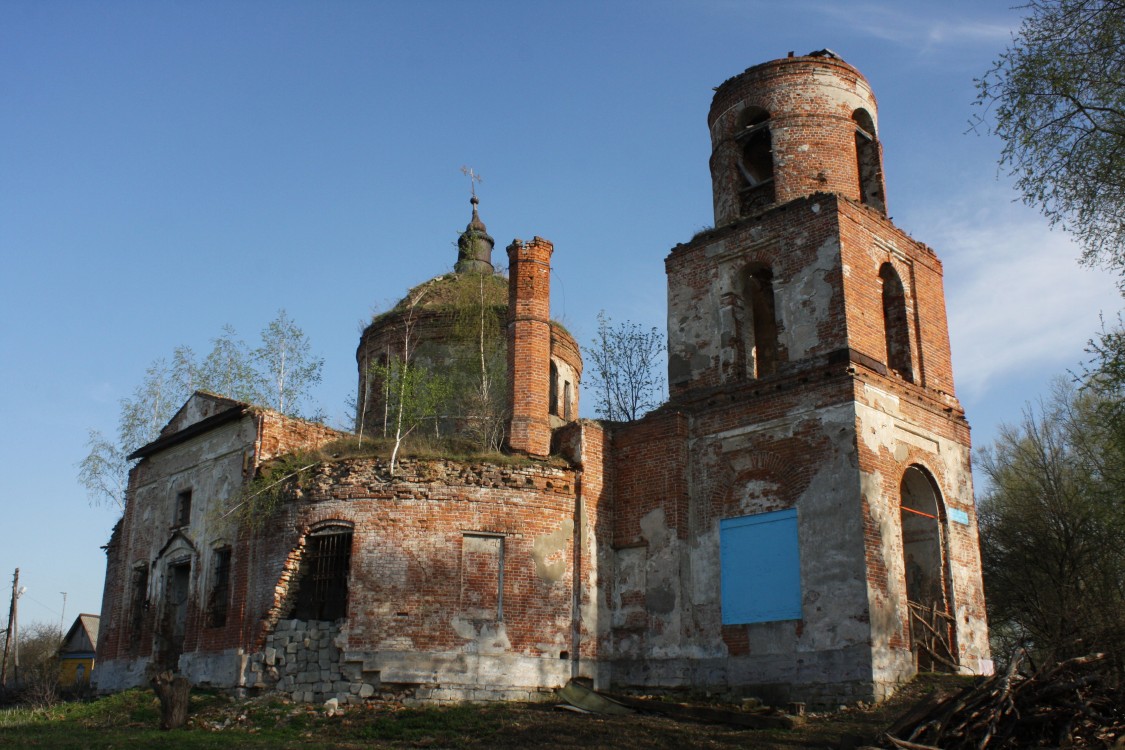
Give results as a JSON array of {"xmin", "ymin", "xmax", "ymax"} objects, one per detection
[
  {"xmin": 908, "ymin": 194, "xmax": 1122, "ymax": 399},
  {"xmin": 725, "ymin": 0, "xmax": 1014, "ymax": 51}
]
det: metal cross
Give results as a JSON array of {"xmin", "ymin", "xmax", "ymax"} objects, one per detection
[{"xmin": 460, "ymin": 165, "xmax": 483, "ymax": 198}]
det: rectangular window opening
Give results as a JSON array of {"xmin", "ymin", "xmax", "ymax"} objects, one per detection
[
  {"xmin": 174, "ymin": 489, "xmax": 192, "ymax": 528},
  {"xmin": 207, "ymin": 547, "xmax": 232, "ymax": 628},
  {"xmin": 129, "ymin": 565, "xmax": 149, "ymax": 638}
]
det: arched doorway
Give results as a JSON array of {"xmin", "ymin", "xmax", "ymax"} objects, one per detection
[{"xmin": 900, "ymin": 466, "xmax": 956, "ymax": 671}]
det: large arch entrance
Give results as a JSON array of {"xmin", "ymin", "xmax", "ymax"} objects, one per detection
[{"xmin": 900, "ymin": 466, "xmax": 956, "ymax": 671}]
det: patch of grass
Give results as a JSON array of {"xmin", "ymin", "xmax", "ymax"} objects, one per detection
[
  {"xmin": 289, "ymin": 435, "xmax": 565, "ymax": 470},
  {"xmin": 0, "ymin": 676, "xmax": 980, "ymax": 749},
  {"xmin": 353, "ymin": 704, "xmax": 508, "ymax": 743}
]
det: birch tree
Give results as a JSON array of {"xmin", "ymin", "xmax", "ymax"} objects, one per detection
[{"xmin": 254, "ymin": 309, "xmax": 323, "ymax": 416}]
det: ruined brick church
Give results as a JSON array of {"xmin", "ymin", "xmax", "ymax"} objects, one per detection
[{"xmin": 95, "ymin": 52, "xmax": 991, "ymax": 706}]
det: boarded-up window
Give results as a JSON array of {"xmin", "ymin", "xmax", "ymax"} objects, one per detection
[
  {"xmin": 207, "ymin": 547, "xmax": 232, "ymax": 628},
  {"xmin": 292, "ymin": 526, "xmax": 353, "ymax": 621},
  {"xmin": 720, "ymin": 508, "xmax": 801, "ymax": 624},
  {"xmin": 461, "ymin": 534, "xmax": 504, "ymax": 620}
]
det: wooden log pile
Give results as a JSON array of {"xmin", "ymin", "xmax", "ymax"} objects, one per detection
[{"xmin": 883, "ymin": 653, "xmax": 1123, "ymax": 749}]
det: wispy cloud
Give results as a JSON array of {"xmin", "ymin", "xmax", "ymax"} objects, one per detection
[
  {"xmin": 908, "ymin": 193, "xmax": 1122, "ymax": 399},
  {"xmin": 813, "ymin": 2, "xmax": 1013, "ymax": 48},
  {"xmin": 703, "ymin": 0, "xmax": 1013, "ymax": 54}
]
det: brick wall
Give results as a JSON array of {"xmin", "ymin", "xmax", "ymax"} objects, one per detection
[
  {"xmin": 709, "ymin": 55, "xmax": 884, "ymax": 226},
  {"xmin": 507, "ymin": 237, "xmax": 554, "ymax": 456}
]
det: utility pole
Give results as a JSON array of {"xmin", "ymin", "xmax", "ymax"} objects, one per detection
[
  {"xmin": 59, "ymin": 592, "xmax": 67, "ymax": 635},
  {"xmin": 1, "ymin": 568, "xmax": 18, "ymax": 687}
]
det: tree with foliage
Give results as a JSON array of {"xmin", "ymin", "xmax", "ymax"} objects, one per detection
[
  {"xmin": 976, "ymin": 0, "xmax": 1125, "ymax": 275},
  {"xmin": 583, "ymin": 311, "xmax": 665, "ymax": 421},
  {"xmin": 255, "ymin": 309, "xmax": 323, "ymax": 416},
  {"xmin": 79, "ymin": 358, "xmax": 188, "ymax": 510},
  {"xmin": 448, "ymin": 271, "xmax": 508, "ymax": 451},
  {"xmin": 79, "ymin": 311, "xmax": 323, "ymax": 509},
  {"xmin": 977, "ymin": 379, "xmax": 1125, "ymax": 674},
  {"xmin": 0, "ymin": 622, "xmax": 63, "ymax": 706},
  {"xmin": 370, "ymin": 285, "xmax": 452, "ymax": 475}
]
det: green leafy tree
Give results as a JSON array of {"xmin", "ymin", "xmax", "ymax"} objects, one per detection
[
  {"xmin": 977, "ymin": 379, "xmax": 1125, "ymax": 673},
  {"xmin": 199, "ymin": 325, "xmax": 265, "ymax": 405},
  {"xmin": 583, "ymin": 311, "xmax": 665, "ymax": 421},
  {"xmin": 79, "ymin": 313, "xmax": 322, "ymax": 509},
  {"xmin": 80, "ymin": 358, "xmax": 187, "ymax": 510},
  {"xmin": 370, "ymin": 286, "xmax": 452, "ymax": 474},
  {"xmin": 448, "ymin": 272, "xmax": 508, "ymax": 451},
  {"xmin": 976, "ymin": 0, "xmax": 1125, "ymax": 275},
  {"xmin": 255, "ymin": 309, "xmax": 323, "ymax": 416}
]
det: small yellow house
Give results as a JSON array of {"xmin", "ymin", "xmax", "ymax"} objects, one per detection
[{"xmin": 59, "ymin": 614, "xmax": 99, "ymax": 688}]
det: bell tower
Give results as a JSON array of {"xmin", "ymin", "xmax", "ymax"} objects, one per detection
[{"xmin": 648, "ymin": 52, "xmax": 991, "ymax": 703}]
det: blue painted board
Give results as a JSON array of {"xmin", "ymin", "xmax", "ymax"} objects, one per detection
[{"xmin": 720, "ymin": 508, "xmax": 801, "ymax": 624}]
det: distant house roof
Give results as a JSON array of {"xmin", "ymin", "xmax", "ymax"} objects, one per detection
[{"xmin": 60, "ymin": 614, "xmax": 100, "ymax": 655}]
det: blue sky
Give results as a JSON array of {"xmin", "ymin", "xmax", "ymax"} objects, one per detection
[{"xmin": 2, "ymin": 1, "xmax": 1120, "ymax": 629}]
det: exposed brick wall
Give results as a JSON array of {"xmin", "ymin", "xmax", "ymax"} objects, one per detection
[
  {"xmin": 255, "ymin": 411, "xmax": 344, "ymax": 464},
  {"xmin": 709, "ymin": 55, "xmax": 885, "ymax": 226},
  {"xmin": 507, "ymin": 237, "xmax": 554, "ymax": 456},
  {"xmin": 611, "ymin": 411, "xmax": 690, "ymax": 547}
]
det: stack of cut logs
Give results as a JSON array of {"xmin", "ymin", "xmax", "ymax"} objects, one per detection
[{"xmin": 883, "ymin": 652, "xmax": 1123, "ymax": 749}]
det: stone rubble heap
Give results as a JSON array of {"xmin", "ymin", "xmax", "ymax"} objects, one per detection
[{"xmin": 246, "ymin": 619, "xmax": 376, "ymax": 704}]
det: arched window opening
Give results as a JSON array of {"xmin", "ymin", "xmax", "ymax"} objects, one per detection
[
  {"xmin": 853, "ymin": 109, "xmax": 886, "ymax": 213},
  {"xmin": 292, "ymin": 524, "xmax": 353, "ymax": 621},
  {"xmin": 738, "ymin": 266, "xmax": 780, "ymax": 378},
  {"xmin": 880, "ymin": 263, "xmax": 913, "ymax": 382},
  {"xmin": 736, "ymin": 108, "xmax": 775, "ymax": 214},
  {"xmin": 900, "ymin": 466, "xmax": 955, "ymax": 671}
]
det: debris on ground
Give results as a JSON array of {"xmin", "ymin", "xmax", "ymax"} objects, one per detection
[{"xmin": 881, "ymin": 652, "xmax": 1124, "ymax": 749}]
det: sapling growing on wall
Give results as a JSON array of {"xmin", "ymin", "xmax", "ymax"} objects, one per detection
[
  {"xmin": 370, "ymin": 283, "xmax": 453, "ymax": 474},
  {"xmin": 448, "ymin": 271, "xmax": 508, "ymax": 452}
]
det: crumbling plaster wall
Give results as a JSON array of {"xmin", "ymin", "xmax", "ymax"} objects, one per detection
[
  {"xmin": 96, "ymin": 416, "xmax": 258, "ymax": 691},
  {"xmin": 604, "ymin": 385, "xmax": 885, "ymax": 704},
  {"xmin": 96, "ymin": 405, "xmax": 344, "ymax": 692},
  {"xmin": 854, "ymin": 380, "xmax": 991, "ymax": 686},
  {"xmin": 667, "ymin": 195, "xmax": 847, "ymax": 395}
]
